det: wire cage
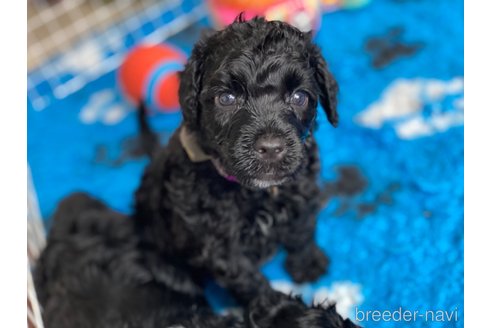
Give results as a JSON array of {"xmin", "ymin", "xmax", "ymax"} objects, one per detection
[
  {"xmin": 27, "ymin": 0, "xmax": 206, "ymax": 112},
  {"xmin": 27, "ymin": 1, "xmax": 207, "ymax": 327},
  {"xmin": 28, "ymin": 166, "xmax": 46, "ymax": 328}
]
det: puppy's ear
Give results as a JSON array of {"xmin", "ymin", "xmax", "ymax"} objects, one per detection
[
  {"xmin": 310, "ymin": 45, "xmax": 339, "ymax": 127},
  {"xmin": 178, "ymin": 38, "xmax": 207, "ymax": 131}
]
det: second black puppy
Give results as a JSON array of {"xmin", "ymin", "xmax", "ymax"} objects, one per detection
[
  {"xmin": 135, "ymin": 16, "xmax": 339, "ymax": 304},
  {"xmin": 35, "ymin": 193, "xmax": 358, "ymax": 328}
]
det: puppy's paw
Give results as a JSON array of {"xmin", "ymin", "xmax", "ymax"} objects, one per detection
[{"xmin": 285, "ymin": 245, "xmax": 329, "ymax": 283}]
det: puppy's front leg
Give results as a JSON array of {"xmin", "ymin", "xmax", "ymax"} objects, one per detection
[
  {"xmin": 285, "ymin": 242, "xmax": 329, "ymax": 283},
  {"xmin": 279, "ymin": 214, "xmax": 329, "ymax": 283},
  {"xmin": 200, "ymin": 247, "xmax": 273, "ymax": 304},
  {"xmin": 213, "ymin": 255, "xmax": 273, "ymax": 304}
]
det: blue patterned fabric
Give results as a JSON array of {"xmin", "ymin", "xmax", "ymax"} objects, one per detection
[{"xmin": 28, "ymin": 0, "xmax": 464, "ymax": 326}]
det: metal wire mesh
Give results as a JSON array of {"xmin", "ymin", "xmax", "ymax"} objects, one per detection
[
  {"xmin": 27, "ymin": 0, "xmax": 206, "ymax": 111},
  {"xmin": 28, "ymin": 165, "xmax": 46, "ymax": 328},
  {"xmin": 28, "ymin": 264, "xmax": 45, "ymax": 328}
]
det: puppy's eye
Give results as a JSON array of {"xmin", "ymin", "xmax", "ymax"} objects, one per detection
[
  {"xmin": 290, "ymin": 91, "xmax": 308, "ymax": 108},
  {"xmin": 216, "ymin": 93, "xmax": 236, "ymax": 107}
]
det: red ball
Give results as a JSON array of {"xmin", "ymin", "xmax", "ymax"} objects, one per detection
[{"xmin": 118, "ymin": 44, "xmax": 187, "ymax": 113}]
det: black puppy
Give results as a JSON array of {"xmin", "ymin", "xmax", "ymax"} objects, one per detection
[
  {"xmin": 134, "ymin": 16, "xmax": 338, "ymax": 303},
  {"xmin": 35, "ymin": 193, "xmax": 358, "ymax": 328},
  {"xmin": 35, "ymin": 16, "xmax": 351, "ymax": 327}
]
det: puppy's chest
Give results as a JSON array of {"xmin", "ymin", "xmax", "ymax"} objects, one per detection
[
  {"xmin": 217, "ymin": 188, "xmax": 293, "ymax": 261},
  {"xmin": 164, "ymin": 163, "xmax": 320, "ymax": 253},
  {"xmin": 203, "ymin": 185, "xmax": 307, "ymax": 240}
]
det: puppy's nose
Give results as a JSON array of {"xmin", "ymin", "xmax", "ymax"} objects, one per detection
[{"xmin": 254, "ymin": 136, "xmax": 286, "ymax": 161}]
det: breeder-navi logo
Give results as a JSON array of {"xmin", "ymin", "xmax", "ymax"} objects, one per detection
[{"xmin": 355, "ymin": 307, "xmax": 459, "ymax": 323}]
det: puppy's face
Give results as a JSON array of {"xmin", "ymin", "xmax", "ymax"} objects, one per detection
[{"xmin": 179, "ymin": 17, "xmax": 338, "ymax": 189}]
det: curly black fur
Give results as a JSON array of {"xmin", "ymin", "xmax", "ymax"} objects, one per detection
[
  {"xmin": 35, "ymin": 17, "xmax": 358, "ymax": 327},
  {"xmin": 35, "ymin": 193, "xmax": 358, "ymax": 328},
  {"xmin": 134, "ymin": 15, "xmax": 337, "ymax": 303}
]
